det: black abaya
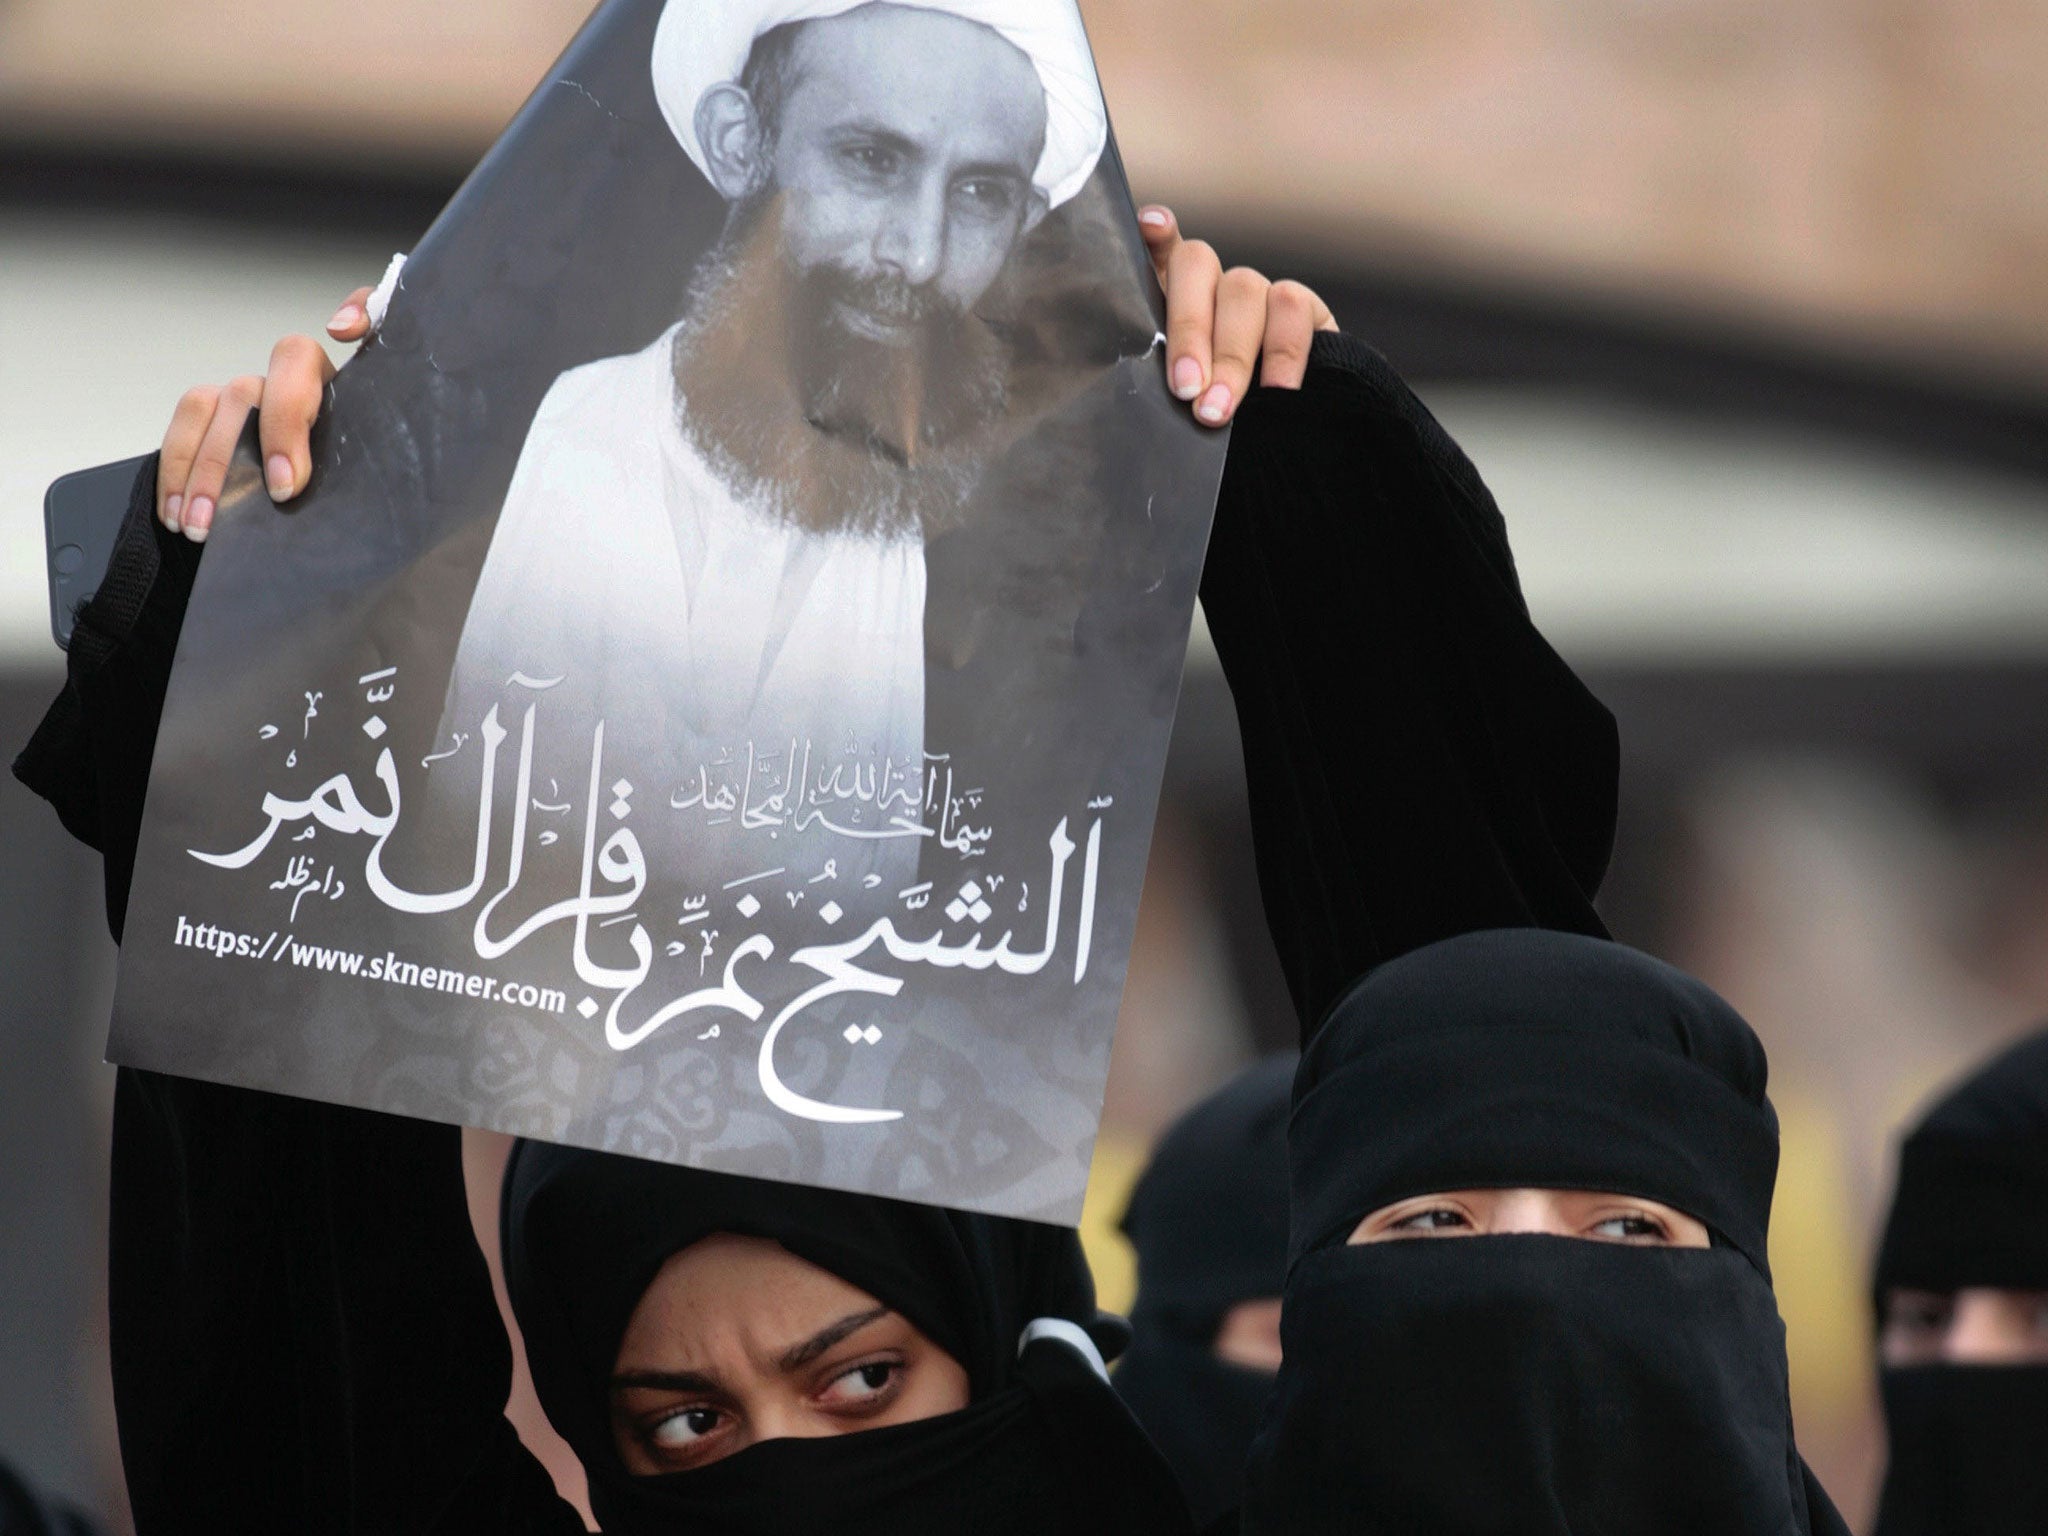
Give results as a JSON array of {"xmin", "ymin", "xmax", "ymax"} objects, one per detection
[
  {"xmin": 1201, "ymin": 331, "xmax": 1616, "ymax": 1035},
  {"xmin": 1114, "ymin": 1056, "xmax": 1291, "ymax": 1527}
]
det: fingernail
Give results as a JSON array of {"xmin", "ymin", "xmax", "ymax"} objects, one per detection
[
  {"xmin": 266, "ymin": 454, "xmax": 295, "ymax": 499},
  {"xmin": 1172, "ymin": 358, "xmax": 1203, "ymax": 400},
  {"xmin": 1139, "ymin": 206, "xmax": 1171, "ymax": 228},
  {"xmin": 163, "ymin": 493, "xmax": 182, "ymax": 529},
  {"xmin": 328, "ymin": 303, "xmax": 363, "ymax": 332},
  {"xmin": 184, "ymin": 495, "xmax": 213, "ymax": 542},
  {"xmin": 1196, "ymin": 384, "xmax": 1231, "ymax": 424}
]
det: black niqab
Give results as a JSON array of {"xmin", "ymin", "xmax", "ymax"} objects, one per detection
[
  {"xmin": 1115, "ymin": 1057, "xmax": 1292, "ymax": 1527},
  {"xmin": 1872, "ymin": 1029, "xmax": 2048, "ymax": 1536},
  {"xmin": 500, "ymin": 1141, "xmax": 1190, "ymax": 1536},
  {"xmin": 1243, "ymin": 928, "xmax": 1850, "ymax": 1535}
]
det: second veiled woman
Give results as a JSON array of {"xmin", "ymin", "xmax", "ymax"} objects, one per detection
[
  {"xmin": 1239, "ymin": 928, "xmax": 1853, "ymax": 1535},
  {"xmin": 1871, "ymin": 1029, "xmax": 2048, "ymax": 1536},
  {"xmin": 1114, "ymin": 1056, "xmax": 1293, "ymax": 1527}
]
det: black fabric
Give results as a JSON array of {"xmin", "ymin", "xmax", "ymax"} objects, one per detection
[
  {"xmin": 12, "ymin": 454, "xmax": 197, "ymax": 942},
  {"xmin": 1871, "ymin": 1030, "xmax": 2048, "ymax": 1536},
  {"xmin": 1111, "ymin": 1342, "xmax": 1274, "ymax": 1532},
  {"xmin": 13, "ymin": 467, "xmax": 587, "ymax": 1535},
  {"xmin": 1246, "ymin": 1239, "xmax": 1822, "ymax": 1536},
  {"xmin": 1244, "ymin": 928, "xmax": 1849, "ymax": 1536},
  {"xmin": 1874, "ymin": 1029, "xmax": 2048, "ymax": 1296},
  {"xmin": 1120, "ymin": 1055, "xmax": 1293, "ymax": 1341},
  {"xmin": 1872, "ymin": 1366, "xmax": 2048, "ymax": 1536},
  {"xmin": 1203, "ymin": 336, "xmax": 1617, "ymax": 1040},
  {"xmin": 500, "ymin": 1138, "xmax": 1108, "ymax": 1447},
  {"xmin": 501, "ymin": 1140, "xmax": 1184, "ymax": 1536},
  {"xmin": 1289, "ymin": 931, "xmax": 1779, "ymax": 1272},
  {"xmin": 12, "ymin": 331, "xmax": 1620, "ymax": 1533},
  {"xmin": 1115, "ymin": 1057, "xmax": 1291, "ymax": 1526},
  {"xmin": 105, "ymin": 1072, "xmax": 582, "ymax": 1536},
  {"xmin": 572, "ymin": 1336, "xmax": 1179, "ymax": 1536}
]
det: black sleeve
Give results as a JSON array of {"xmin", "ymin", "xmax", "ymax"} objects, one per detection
[
  {"xmin": 107, "ymin": 1073, "xmax": 582, "ymax": 1536},
  {"xmin": 13, "ymin": 458, "xmax": 583, "ymax": 1536},
  {"xmin": 1202, "ymin": 332, "xmax": 1617, "ymax": 1042},
  {"xmin": 14, "ymin": 455, "xmax": 199, "ymax": 943}
]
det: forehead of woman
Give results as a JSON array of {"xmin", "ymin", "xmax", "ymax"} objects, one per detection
[
  {"xmin": 1286, "ymin": 930, "xmax": 1780, "ymax": 1270},
  {"xmin": 614, "ymin": 1232, "xmax": 890, "ymax": 1371}
]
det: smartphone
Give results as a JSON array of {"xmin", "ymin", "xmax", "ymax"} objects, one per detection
[{"xmin": 44, "ymin": 453, "xmax": 154, "ymax": 651}]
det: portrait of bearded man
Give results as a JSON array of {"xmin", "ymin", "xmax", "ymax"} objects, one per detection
[{"xmin": 441, "ymin": 0, "xmax": 1111, "ymax": 893}]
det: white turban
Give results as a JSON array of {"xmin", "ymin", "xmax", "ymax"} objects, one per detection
[{"xmin": 651, "ymin": 0, "xmax": 1108, "ymax": 210}]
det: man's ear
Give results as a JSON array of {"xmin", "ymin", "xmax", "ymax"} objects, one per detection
[
  {"xmin": 1019, "ymin": 187, "xmax": 1051, "ymax": 238},
  {"xmin": 695, "ymin": 83, "xmax": 768, "ymax": 199}
]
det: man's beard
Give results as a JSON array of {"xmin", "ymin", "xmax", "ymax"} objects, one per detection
[{"xmin": 670, "ymin": 199, "xmax": 1009, "ymax": 540}]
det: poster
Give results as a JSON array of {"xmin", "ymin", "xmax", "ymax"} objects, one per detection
[{"xmin": 108, "ymin": 0, "xmax": 1227, "ymax": 1223}]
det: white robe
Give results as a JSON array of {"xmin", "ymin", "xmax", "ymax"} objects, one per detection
[{"xmin": 442, "ymin": 323, "xmax": 927, "ymax": 894}]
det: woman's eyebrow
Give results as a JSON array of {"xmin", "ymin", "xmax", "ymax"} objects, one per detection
[
  {"xmin": 610, "ymin": 1366, "xmax": 722, "ymax": 1395},
  {"xmin": 779, "ymin": 1305, "xmax": 892, "ymax": 1371}
]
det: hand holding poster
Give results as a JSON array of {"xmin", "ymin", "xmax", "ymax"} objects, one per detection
[{"xmin": 109, "ymin": 0, "xmax": 1226, "ymax": 1222}]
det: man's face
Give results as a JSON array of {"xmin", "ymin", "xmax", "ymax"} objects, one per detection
[
  {"xmin": 670, "ymin": 8, "xmax": 1050, "ymax": 537},
  {"xmin": 763, "ymin": 5, "xmax": 1049, "ymax": 335}
]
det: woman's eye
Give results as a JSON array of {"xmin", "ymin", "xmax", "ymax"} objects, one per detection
[
  {"xmin": 820, "ymin": 1360, "xmax": 900, "ymax": 1404},
  {"xmin": 1392, "ymin": 1207, "xmax": 1470, "ymax": 1233},
  {"xmin": 1590, "ymin": 1214, "xmax": 1670, "ymax": 1243},
  {"xmin": 651, "ymin": 1407, "xmax": 722, "ymax": 1446},
  {"xmin": 649, "ymin": 1405, "xmax": 723, "ymax": 1447},
  {"xmin": 1889, "ymin": 1296, "xmax": 1953, "ymax": 1333}
]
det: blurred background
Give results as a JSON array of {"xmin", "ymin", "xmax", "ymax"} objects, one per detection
[{"xmin": 4, "ymin": 0, "xmax": 2047, "ymax": 1529}]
